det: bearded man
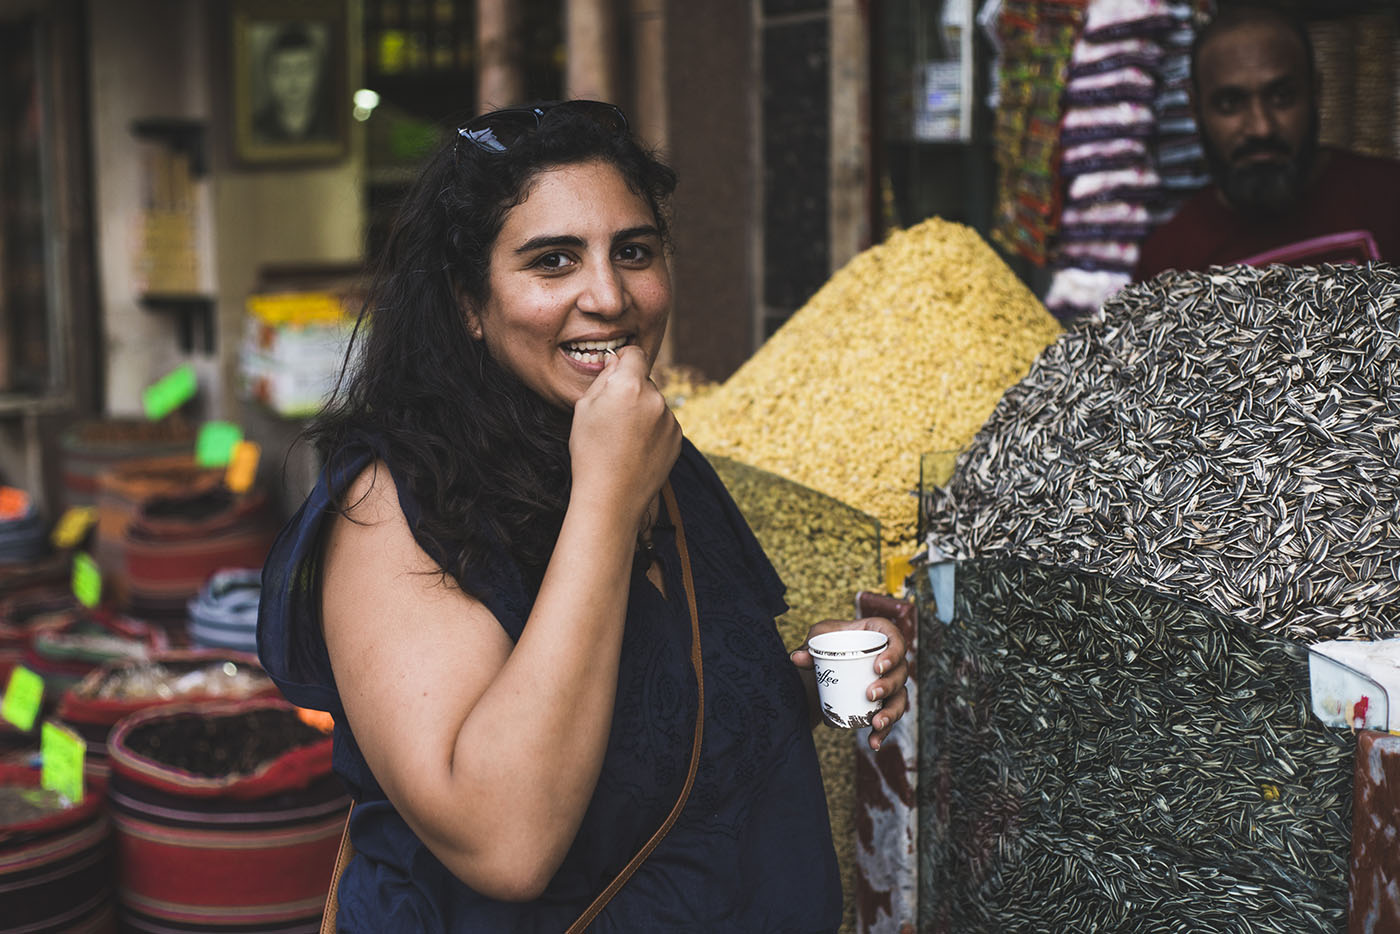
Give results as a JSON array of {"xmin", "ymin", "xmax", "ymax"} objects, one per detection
[{"xmin": 1133, "ymin": 4, "xmax": 1400, "ymax": 282}]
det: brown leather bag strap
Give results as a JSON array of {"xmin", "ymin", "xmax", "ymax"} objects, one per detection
[
  {"xmin": 320, "ymin": 804, "xmax": 355, "ymax": 934},
  {"xmin": 321, "ymin": 480, "xmax": 705, "ymax": 934},
  {"xmin": 564, "ymin": 479, "xmax": 705, "ymax": 933}
]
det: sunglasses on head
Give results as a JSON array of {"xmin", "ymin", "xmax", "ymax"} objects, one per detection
[{"xmin": 457, "ymin": 100, "xmax": 629, "ymax": 152}]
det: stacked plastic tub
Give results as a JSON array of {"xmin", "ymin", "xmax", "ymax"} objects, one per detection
[
  {"xmin": 0, "ymin": 589, "xmax": 80, "ymax": 753},
  {"xmin": 2, "ymin": 607, "xmax": 170, "ymax": 765},
  {"xmin": 0, "ymin": 554, "xmax": 68, "ymax": 619}
]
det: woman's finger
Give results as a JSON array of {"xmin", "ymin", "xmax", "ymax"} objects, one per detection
[
  {"xmin": 868, "ymin": 685, "xmax": 909, "ymax": 749},
  {"xmin": 864, "ymin": 619, "xmax": 906, "ymax": 676},
  {"xmin": 610, "ymin": 343, "xmax": 653, "ymax": 378},
  {"xmin": 867, "ymin": 653, "xmax": 908, "ymax": 702}
]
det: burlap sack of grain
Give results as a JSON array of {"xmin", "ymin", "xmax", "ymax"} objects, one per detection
[
  {"xmin": 679, "ymin": 217, "xmax": 1061, "ymax": 555},
  {"xmin": 707, "ymin": 455, "xmax": 880, "ymax": 934}
]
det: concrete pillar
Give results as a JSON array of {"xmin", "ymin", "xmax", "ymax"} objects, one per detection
[
  {"xmin": 629, "ymin": 0, "xmax": 667, "ymax": 152},
  {"xmin": 566, "ymin": 0, "xmax": 618, "ymax": 103},
  {"xmin": 629, "ymin": 0, "xmax": 669, "ymax": 362},
  {"xmin": 662, "ymin": 0, "xmax": 756, "ymax": 382},
  {"xmin": 830, "ymin": 0, "xmax": 872, "ymax": 265},
  {"xmin": 476, "ymin": 0, "xmax": 523, "ymax": 113}
]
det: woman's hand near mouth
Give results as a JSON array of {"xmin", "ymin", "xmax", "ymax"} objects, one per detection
[{"xmin": 570, "ymin": 345, "xmax": 680, "ymax": 529}]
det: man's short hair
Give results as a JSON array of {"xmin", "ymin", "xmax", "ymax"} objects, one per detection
[
  {"xmin": 269, "ymin": 24, "xmax": 318, "ymax": 60},
  {"xmin": 1189, "ymin": 2, "xmax": 1315, "ymax": 98}
]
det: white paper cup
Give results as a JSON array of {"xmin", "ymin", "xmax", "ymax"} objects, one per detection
[{"xmin": 808, "ymin": 630, "xmax": 888, "ymax": 729}]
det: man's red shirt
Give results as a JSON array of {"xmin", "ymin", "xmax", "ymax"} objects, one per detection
[{"xmin": 1133, "ymin": 148, "xmax": 1400, "ymax": 282}]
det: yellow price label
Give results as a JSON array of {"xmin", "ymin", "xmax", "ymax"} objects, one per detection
[
  {"xmin": 72, "ymin": 552, "xmax": 102, "ymax": 608},
  {"xmin": 225, "ymin": 440, "xmax": 262, "ymax": 494},
  {"xmin": 1, "ymin": 666, "xmax": 44, "ymax": 732},
  {"xmin": 884, "ymin": 554, "xmax": 914, "ymax": 596},
  {"xmin": 50, "ymin": 506, "xmax": 99, "ymax": 550},
  {"xmin": 40, "ymin": 721, "xmax": 85, "ymax": 804}
]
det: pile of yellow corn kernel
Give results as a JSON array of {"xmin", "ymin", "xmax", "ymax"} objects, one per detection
[{"xmin": 679, "ymin": 217, "xmax": 1062, "ymax": 553}]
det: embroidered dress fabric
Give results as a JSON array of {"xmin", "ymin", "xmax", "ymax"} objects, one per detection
[{"xmin": 257, "ymin": 435, "xmax": 843, "ymax": 933}]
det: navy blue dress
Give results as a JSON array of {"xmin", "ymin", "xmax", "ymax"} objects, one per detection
[{"xmin": 257, "ymin": 436, "xmax": 843, "ymax": 932}]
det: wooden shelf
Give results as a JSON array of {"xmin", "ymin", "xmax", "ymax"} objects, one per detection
[
  {"xmin": 0, "ymin": 392, "xmax": 72, "ymax": 417},
  {"xmin": 138, "ymin": 292, "xmax": 216, "ymax": 354},
  {"xmin": 131, "ymin": 118, "xmax": 207, "ymax": 178}
]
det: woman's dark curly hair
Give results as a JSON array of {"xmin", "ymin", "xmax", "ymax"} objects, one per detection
[{"xmin": 308, "ymin": 104, "xmax": 678, "ymax": 595}]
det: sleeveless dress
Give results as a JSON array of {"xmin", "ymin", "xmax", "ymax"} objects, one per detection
[{"xmin": 257, "ymin": 436, "xmax": 843, "ymax": 932}]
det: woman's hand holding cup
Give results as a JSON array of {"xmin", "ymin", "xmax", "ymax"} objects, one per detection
[{"xmin": 790, "ymin": 616, "xmax": 909, "ymax": 750}]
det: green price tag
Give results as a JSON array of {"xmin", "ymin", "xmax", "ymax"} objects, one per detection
[
  {"xmin": 196, "ymin": 421, "xmax": 245, "ymax": 468},
  {"xmin": 1, "ymin": 666, "xmax": 44, "ymax": 732},
  {"xmin": 72, "ymin": 552, "xmax": 102, "ymax": 608},
  {"xmin": 142, "ymin": 364, "xmax": 198, "ymax": 420},
  {"xmin": 40, "ymin": 721, "xmax": 85, "ymax": 804}
]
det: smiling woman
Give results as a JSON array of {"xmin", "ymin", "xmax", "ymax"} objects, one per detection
[
  {"xmin": 255, "ymin": 99, "xmax": 909, "ymax": 933},
  {"xmin": 465, "ymin": 160, "xmax": 671, "ymax": 411}
]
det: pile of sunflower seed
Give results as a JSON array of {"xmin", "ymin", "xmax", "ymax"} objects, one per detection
[
  {"xmin": 923, "ymin": 263, "xmax": 1400, "ymax": 643},
  {"xmin": 916, "ymin": 559, "xmax": 1352, "ymax": 933}
]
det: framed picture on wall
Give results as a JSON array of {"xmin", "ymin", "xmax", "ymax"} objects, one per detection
[{"xmin": 231, "ymin": 0, "xmax": 348, "ymax": 167}]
